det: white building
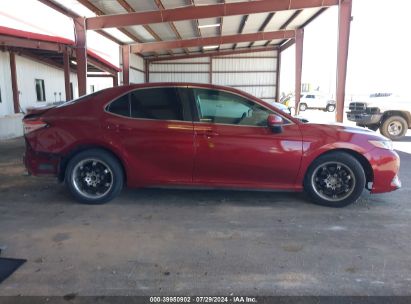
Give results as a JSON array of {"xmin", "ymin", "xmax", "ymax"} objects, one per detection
[{"xmin": 0, "ymin": 26, "xmax": 122, "ymax": 139}]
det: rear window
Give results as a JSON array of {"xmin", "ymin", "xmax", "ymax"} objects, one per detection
[
  {"xmin": 106, "ymin": 88, "xmax": 184, "ymax": 121},
  {"xmin": 107, "ymin": 94, "xmax": 130, "ymax": 117},
  {"xmin": 130, "ymin": 88, "xmax": 183, "ymax": 121}
]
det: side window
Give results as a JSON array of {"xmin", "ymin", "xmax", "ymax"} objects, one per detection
[
  {"xmin": 194, "ymin": 89, "xmax": 273, "ymax": 126},
  {"xmin": 107, "ymin": 94, "xmax": 130, "ymax": 117},
  {"xmin": 130, "ymin": 88, "xmax": 183, "ymax": 121},
  {"xmin": 35, "ymin": 79, "xmax": 46, "ymax": 102}
]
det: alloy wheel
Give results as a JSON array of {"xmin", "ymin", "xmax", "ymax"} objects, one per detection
[
  {"xmin": 72, "ymin": 158, "xmax": 114, "ymax": 199},
  {"xmin": 311, "ymin": 161, "xmax": 356, "ymax": 202}
]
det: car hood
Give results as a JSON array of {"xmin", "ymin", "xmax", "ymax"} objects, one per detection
[{"xmin": 302, "ymin": 122, "xmax": 388, "ymax": 141}]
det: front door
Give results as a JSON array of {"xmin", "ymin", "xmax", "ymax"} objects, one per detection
[{"xmin": 191, "ymin": 88, "xmax": 302, "ymax": 190}]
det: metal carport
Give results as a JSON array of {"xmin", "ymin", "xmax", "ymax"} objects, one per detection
[{"xmin": 38, "ymin": 0, "xmax": 352, "ymax": 122}]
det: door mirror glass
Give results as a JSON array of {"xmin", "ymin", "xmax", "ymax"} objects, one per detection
[{"xmin": 267, "ymin": 114, "xmax": 283, "ymax": 133}]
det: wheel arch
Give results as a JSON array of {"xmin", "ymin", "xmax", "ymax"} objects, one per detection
[
  {"xmin": 58, "ymin": 144, "xmax": 127, "ymax": 184},
  {"xmin": 304, "ymin": 148, "xmax": 374, "ymax": 189}
]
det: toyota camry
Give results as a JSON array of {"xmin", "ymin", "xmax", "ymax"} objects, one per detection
[{"xmin": 23, "ymin": 83, "xmax": 401, "ymax": 207}]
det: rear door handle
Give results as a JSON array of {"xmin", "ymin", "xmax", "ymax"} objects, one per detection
[
  {"xmin": 105, "ymin": 123, "xmax": 132, "ymax": 132},
  {"xmin": 105, "ymin": 123, "xmax": 118, "ymax": 131}
]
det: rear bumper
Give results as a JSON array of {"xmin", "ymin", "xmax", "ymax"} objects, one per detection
[
  {"xmin": 24, "ymin": 139, "xmax": 60, "ymax": 176},
  {"xmin": 347, "ymin": 112, "xmax": 382, "ymax": 125}
]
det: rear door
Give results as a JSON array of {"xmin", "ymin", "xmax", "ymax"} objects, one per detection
[
  {"xmin": 190, "ymin": 88, "xmax": 303, "ymax": 190},
  {"xmin": 104, "ymin": 86, "xmax": 195, "ymax": 185}
]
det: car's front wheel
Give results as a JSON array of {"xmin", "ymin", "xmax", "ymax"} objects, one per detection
[
  {"xmin": 304, "ymin": 152, "xmax": 366, "ymax": 207},
  {"xmin": 65, "ymin": 149, "xmax": 124, "ymax": 204}
]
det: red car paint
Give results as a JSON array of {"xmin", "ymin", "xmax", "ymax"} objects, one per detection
[{"xmin": 23, "ymin": 83, "xmax": 400, "ymax": 195}]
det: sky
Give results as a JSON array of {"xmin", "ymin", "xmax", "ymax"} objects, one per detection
[
  {"xmin": 1, "ymin": 0, "xmax": 410, "ymax": 98},
  {"xmin": 281, "ymin": 0, "xmax": 411, "ymax": 98}
]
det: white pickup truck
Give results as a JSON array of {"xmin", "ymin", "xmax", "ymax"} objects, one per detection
[{"xmin": 347, "ymin": 93, "xmax": 411, "ymax": 140}]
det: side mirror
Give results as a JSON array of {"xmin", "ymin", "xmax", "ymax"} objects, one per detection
[{"xmin": 267, "ymin": 114, "xmax": 283, "ymax": 133}]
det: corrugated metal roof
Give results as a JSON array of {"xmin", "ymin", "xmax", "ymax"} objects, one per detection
[{"xmin": 41, "ymin": 0, "xmax": 330, "ymax": 59}]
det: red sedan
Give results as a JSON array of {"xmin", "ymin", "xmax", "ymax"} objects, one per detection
[{"xmin": 23, "ymin": 83, "xmax": 401, "ymax": 207}]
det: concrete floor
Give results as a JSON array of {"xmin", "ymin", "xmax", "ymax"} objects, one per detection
[{"xmin": 1, "ymin": 118, "xmax": 411, "ymax": 296}]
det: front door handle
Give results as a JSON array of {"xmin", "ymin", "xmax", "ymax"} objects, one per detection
[{"xmin": 197, "ymin": 129, "xmax": 219, "ymax": 139}]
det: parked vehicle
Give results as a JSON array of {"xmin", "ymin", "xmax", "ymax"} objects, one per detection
[
  {"xmin": 347, "ymin": 93, "xmax": 411, "ymax": 140},
  {"xmin": 297, "ymin": 93, "xmax": 336, "ymax": 112},
  {"xmin": 23, "ymin": 83, "xmax": 400, "ymax": 207}
]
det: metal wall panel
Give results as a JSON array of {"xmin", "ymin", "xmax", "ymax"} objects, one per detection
[
  {"xmin": 147, "ymin": 50, "xmax": 278, "ymax": 100},
  {"xmin": 218, "ymin": 50, "xmax": 278, "ymax": 58},
  {"xmin": 212, "ymin": 58, "xmax": 277, "ymax": 71},
  {"xmin": 150, "ymin": 63, "xmax": 209, "ymax": 72},
  {"xmin": 129, "ymin": 53, "xmax": 145, "ymax": 84},
  {"xmin": 148, "ymin": 57, "xmax": 210, "ymax": 83},
  {"xmin": 212, "ymin": 50, "xmax": 277, "ymax": 99},
  {"xmin": 150, "ymin": 73, "xmax": 209, "ymax": 83},
  {"xmin": 213, "ymin": 72, "xmax": 276, "ymax": 86},
  {"xmin": 235, "ymin": 86, "xmax": 276, "ymax": 99}
]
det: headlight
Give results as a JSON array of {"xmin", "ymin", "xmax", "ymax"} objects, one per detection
[{"xmin": 368, "ymin": 140, "xmax": 393, "ymax": 150}]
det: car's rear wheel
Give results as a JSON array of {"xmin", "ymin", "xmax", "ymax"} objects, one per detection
[
  {"xmin": 326, "ymin": 104, "xmax": 336, "ymax": 112},
  {"xmin": 299, "ymin": 103, "xmax": 307, "ymax": 111},
  {"xmin": 304, "ymin": 152, "xmax": 365, "ymax": 207},
  {"xmin": 380, "ymin": 116, "xmax": 407, "ymax": 140},
  {"xmin": 65, "ymin": 149, "xmax": 124, "ymax": 204}
]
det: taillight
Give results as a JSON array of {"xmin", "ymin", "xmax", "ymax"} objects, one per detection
[{"xmin": 23, "ymin": 119, "xmax": 48, "ymax": 134}]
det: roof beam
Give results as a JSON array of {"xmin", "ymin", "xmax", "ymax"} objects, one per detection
[
  {"xmin": 131, "ymin": 30, "xmax": 295, "ymax": 53},
  {"xmin": 264, "ymin": 9, "xmax": 302, "ymax": 46},
  {"xmin": 76, "ymin": 0, "xmax": 142, "ymax": 43},
  {"xmin": 37, "ymin": 0, "xmax": 123, "ymax": 45},
  {"xmin": 0, "ymin": 34, "xmax": 65, "ymax": 52},
  {"xmin": 189, "ymin": 0, "xmax": 204, "ymax": 53},
  {"xmin": 279, "ymin": 38, "xmax": 295, "ymax": 52},
  {"xmin": 154, "ymin": 0, "xmax": 189, "ymax": 54},
  {"xmin": 217, "ymin": 0, "xmax": 225, "ymax": 51},
  {"xmin": 149, "ymin": 46, "xmax": 278, "ymax": 62},
  {"xmin": 232, "ymin": 15, "xmax": 249, "ymax": 50},
  {"xmin": 277, "ymin": 8, "xmax": 329, "ymax": 53},
  {"xmin": 117, "ymin": 0, "xmax": 173, "ymax": 55},
  {"xmin": 15, "ymin": 49, "xmax": 76, "ymax": 74},
  {"xmin": 86, "ymin": 0, "xmax": 339, "ymax": 30},
  {"xmin": 249, "ymin": 12, "xmax": 275, "ymax": 48}
]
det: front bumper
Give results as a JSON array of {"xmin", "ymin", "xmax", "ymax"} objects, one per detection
[
  {"xmin": 366, "ymin": 148, "xmax": 401, "ymax": 194},
  {"xmin": 347, "ymin": 112, "xmax": 382, "ymax": 125}
]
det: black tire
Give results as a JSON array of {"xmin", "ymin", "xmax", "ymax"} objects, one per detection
[
  {"xmin": 380, "ymin": 115, "xmax": 407, "ymax": 140},
  {"xmin": 65, "ymin": 149, "xmax": 124, "ymax": 204},
  {"xmin": 299, "ymin": 103, "xmax": 307, "ymax": 111},
  {"xmin": 304, "ymin": 152, "xmax": 366, "ymax": 208},
  {"xmin": 326, "ymin": 104, "xmax": 336, "ymax": 112}
]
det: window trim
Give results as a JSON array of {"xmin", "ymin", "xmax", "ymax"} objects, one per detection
[
  {"xmin": 104, "ymin": 86, "xmax": 192, "ymax": 123},
  {"xmin": 104, "ymin": 85, "xmax": 295, "ymax": 126},
  {"xmin": 35, "ymin": 79, "xmax": 46, "ymax": 102}
]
